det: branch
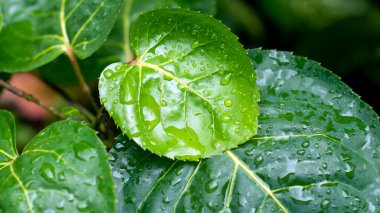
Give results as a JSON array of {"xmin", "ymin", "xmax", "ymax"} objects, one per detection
[{"xmin": 0, "ymin": 79, "xmax": 66, "ymax": 119}]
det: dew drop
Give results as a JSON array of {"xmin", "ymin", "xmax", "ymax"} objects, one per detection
[
  {"xmin": 40, "ymin": 163, "xmax": 56, "ymax": 183},
  {"xmin": 221, "ymin": 114, "xmax": 231, "ymax": 123},
  {"xmin": 103, "ymin": 69, "xmax": 113, "ymax": 79},
  {"xmin": 254, "ymin": 154, "xmax": 264, "ymax": 166},
  {"xmin": 101, "ymin": 98, "xmax": 107, "ymax": 103},
  {"xmin": 301, "ymin": 141, "xmax": 310, "ymax": 148},
  {"xmin": 77, "ymin": 201, "xmax": 89, "ymax": 212},
  {"xmin": 205, "ymin": 179, "xmax": 218, "ymax": 193},
  {"xmin": 224, "ymin": 99, "xmax": 233, "ymax": 107},
  {"xmin": 162, "ymin": 196, "xmax": 170, "ymax": 204},
  {"xmin": 74, "ymin": 142, "xmax": 97, "ymax": 162},
  {"xmin": 321, "ymin": 199, "xmax": 331, "ymax": 210},
  {"xmin": 56, "ymin": 200, "xmax": 65, "ymax": 210},
  {"xmin": 234, "ymin": 128, "xmax": 240, "ymax": 133},
  {"xmin": 220, "ymin": 73, "xmax": 232, "ymax": 85},
  {"xmin": 161, "ymin": 100, "xmax": 168, "ymax": 107},
  {"xmin": 220, "ymin": 44, "xmax": 225, "ymax": 49},
  {"xmin": 191, "ymin": 41, "xmax": 200, "ymax": 49}
]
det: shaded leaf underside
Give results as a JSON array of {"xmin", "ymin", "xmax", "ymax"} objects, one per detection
[{"xmin": 109, "ymin": 49, "xmax": 380, "ymax": 212}]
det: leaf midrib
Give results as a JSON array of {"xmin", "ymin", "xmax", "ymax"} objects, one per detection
[{"xmin": 131, "ymin": 59, "xmax": 232, "ymax": 119}]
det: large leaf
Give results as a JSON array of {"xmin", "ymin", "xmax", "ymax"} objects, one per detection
[
  {"xmin": 109, "ymin": 49, "xmax": 380, "ymax": 212},
  {"xmin": 100, "ymin": 9, "xmax": 260, "ymax": 160},
  {"xmin": 0, "ymin": 110, "xmax": 116, "ymax": 212},
  {"xmin": 38, "ymin": 0, "xmax": 216, "ymax": 85},
  {"xmin": 0, "ymin": 0, "xmax": 124, "ymax": 72}
]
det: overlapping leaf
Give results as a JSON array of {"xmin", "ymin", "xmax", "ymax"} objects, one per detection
[
  {"xmin": 0, "ymin": 0, "xmax": 123, "ymax": 72},
  {"xmin": 109, "ymin": 49, "xmax": 380, "ymax": 212},
  {"xmin": 100, "ymin": 9, "xmax": 260, "ymax": 160},
  {"xmin": 0, "ymin": 110, "xmax": 116, "ymax": 212},
  {"xmin": 39, "ymin": 0, "xmax": 216, "ymax": 85}
]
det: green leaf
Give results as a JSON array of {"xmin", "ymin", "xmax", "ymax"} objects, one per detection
[
  {"xmin": 109, "ymin": 49, "xmax": 380, "ymax": 212},
  {"xmin": 0, "ymin": 0, "xmax": 124, "ymax": 72},
  {"xmin": 0, "ymin": 110, "xmax": 116, "ymax": 212},
  {"xmin": 99, "ymin": 9, "xmax": 260, "ymax": 161},
  {"xmin": 38, "ymin": 0, "xmax": 217, "ymax": 85}
]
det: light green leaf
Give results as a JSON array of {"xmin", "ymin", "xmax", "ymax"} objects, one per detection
[
  {"xmin": 109, "ymin": 49, "xmax": 380, "ymax": 212},
  {"xmin": 100, "ymin": 9, "xmax": 260, "ymax": 161},
  {"xmin": 0, "ymin": 110, "xmax": 116, "ymax": 212},
  {"xmin": 38, "ymin": 0, "xmax": 216, "ymax": 85},
  {"xmin": 0, "ymin": 0, "xmax": 124, "ymax": 72}
]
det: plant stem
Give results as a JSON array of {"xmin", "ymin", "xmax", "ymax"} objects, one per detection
[
  {"xmin": 0, "ymin": 79, "xmax": 66, "ymax": 119},
  {"xmin": 123, "ymin": 0, "xmax": 134, "ymax": 62},
  {"xmin": 63, "ymin": 44, "xmax": 99, "ymax": 112},
  {"xmin": 59, "ymin": 0, "xmax": 98, "ymax": 112}
]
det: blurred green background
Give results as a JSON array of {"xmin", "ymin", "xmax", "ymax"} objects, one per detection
[{"xmin": 217, "ymin": 0, "xmax": 380, "ymax": 114}]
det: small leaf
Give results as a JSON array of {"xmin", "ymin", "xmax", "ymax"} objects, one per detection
[
  {"xmin": 0, "ymin": 0, "xmax": 124, "ymax": 72},
  {"xmin": 38, "ymin": 0, "xmax": 217, "ymax": 85},
  {"xmin": 109, "ymin": 49, "xmax": 380, "ymax": 212},
  {"xmin": 99, "ymin": 9, "xmax": 260, "ymax": 160},
  {"xmin": 0, "ymin": 110, "xmax": 116, "ymax": 212}
]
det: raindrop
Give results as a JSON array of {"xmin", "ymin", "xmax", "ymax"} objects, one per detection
[
  {"xmin": 40, "ymin": 163, "xmax": 56, "ymax": 183},
  {"xmin": 191, "ymin": 41, "xmax": 200, "ymax": 49},
  {"xmin": 56, "ymin": 200, "xmax": 65, "ymax": 210},
  {"xmin": 220, "ymin": 44, "xmax": 225, "ymax": 49},
  {"xmin": 224, "ymin": 99, "xmax": 233, "ymax": 107},
  {"xmin": 161, "ymin": 100, "xmax": 168, "ymax": 107},
  {"xmin": 234, "ymin": 128, "xmax": 240, "ymax": 133},
  {"xmin": 162, "ymin": 197, "xmax": 170, "ymax": 204},
  {"xmin": 77, "ymin": 201, "xmax": 89, "ymax": 212},
  {"xmin": 221, "ymin": 114, "xmax": 231, "ymax": 123},
  {"xmin": 101, "ymin": 98, "xmax": 107, "ymax": 103},
  {"xmin": 205, "ymin": 179, "xmax": 219, "ymax": 193},
  {"xmin": 103, "ymin": 69, "xmax": 113, "ymax": 79},
  {"xmin": 220, "ymin": 73, "xmax": 232, "ymax": 85},
  {"xmin": 254, "ymin": 154, "xmax": 264, "ymax": 166},
  {"xmin": 301, "ymin": 141, "xmax": 310, "ymax": 148},
  {"xmin": 74, "ymin": 142, "xmax": 97, "ymax": 162},
  {"xmin": 321, "ymin": 199, "xmax": 331, "ymax": 210}
]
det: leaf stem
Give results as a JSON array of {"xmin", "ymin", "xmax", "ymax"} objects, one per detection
[
  {"xmin": 0, "ymin": 79, "xmax": 66, "ymax": 119},
  {"xmin": 60, "ymin": 0, "xmax": 98, "ymax": 112},
  {"xmin": 123, "ymin": 0, "xmax": 134, "ymax": 62},
  {"xmin": 63, "ymin": 44, "xmax": 99, "ymax": 112}
]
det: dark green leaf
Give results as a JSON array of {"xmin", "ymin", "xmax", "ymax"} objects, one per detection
[
  {"xmin": 0, "ymin": 0, "xmax": 124, "ymax": 72},
  {"xmin": 109, "ymin": 49, "xmax": 380, "ymax": 212},
  {"xmin": 38, "ymin": 0, "xmax": 216, "ymax": 85},
  {"xmin": 0, "ymin": 110, "xmax": 116, "ymax": 212},
  {"xmin": 100, "ymin": 9, "xmax": 260, "ymax": 160}
]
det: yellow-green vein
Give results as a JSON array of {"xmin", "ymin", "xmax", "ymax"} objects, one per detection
[
  {"xmin": 71, "ymin": 1, "xmax": 105, "ymax": 45},
  {"xmin": 133, "ymin": 60, "xmax": 230, "ymax": 117},
  {"xmin": 224, "ymin": 162, "xmax": 238, "ymax": 209},
  {"xmin": 173, "ymin": 161, "xmax": 201, "ymax": 212},
  {"xmin": 10, "ymin": 165, "xmax": 34, "ymax": 213},
  {"xmin": 226, "ymin": 151, "xmax": 289, "ymax": 213}
]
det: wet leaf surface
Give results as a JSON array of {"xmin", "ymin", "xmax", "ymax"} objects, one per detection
[
  {"xmin": 38, "ymin": 0, "xmax": 216, "ymax": 85},
  {"xmin": 0, "ymin": 110, "xmax": 115, "ymax": 212},
  {"xmin": 100, "ymin": 9, "xmax": 260, "ymax": 160},
  {"xmin": 109, "ymin": 49, "xmax": 380, "ymax": 212},
  {"xmin": 0, "ymin": 0, "xmax": 123, "ymax": 72}
]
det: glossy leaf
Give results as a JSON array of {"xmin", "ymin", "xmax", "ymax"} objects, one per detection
[
  {"xmin": 100, "ymin": 9, "xmax": 260, "ymax": 160},
  {"xmin": 38, "ymin": 0, "xmax": 216, "ymax": 85},
  {"xmin": 109, "ymin": 49, "xmax": 380, "ymax": 212},
  {"xmin": 0, "ymin": 110, "xmax": 116, "ymax": 212},
  {"xmin": 0, "ymin": 0, "xmax": 123, "ymax": 72}
]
